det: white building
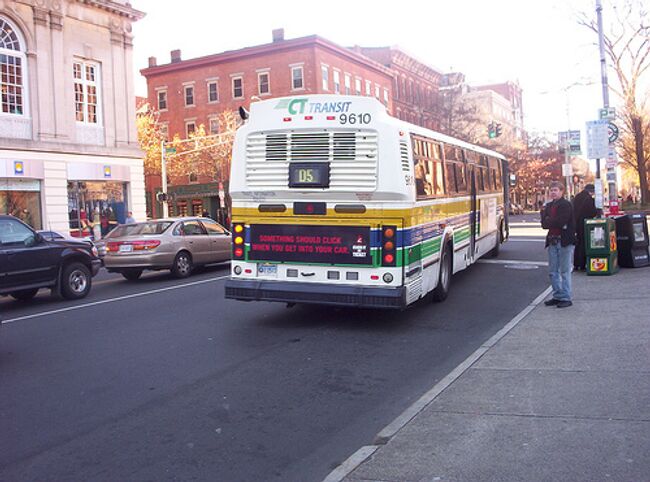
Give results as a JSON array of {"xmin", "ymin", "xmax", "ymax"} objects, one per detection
[{"xmin": 0, "ymin": 0, "xmax": 145, "ymax": 236}]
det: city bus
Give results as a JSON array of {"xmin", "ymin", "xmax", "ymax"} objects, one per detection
[{"xmin": 224, "ymin": 95, "xmax": 509, "ymax": 309}]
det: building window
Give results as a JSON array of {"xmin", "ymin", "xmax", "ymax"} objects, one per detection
[
  {"xmin": 321, "ymin": 65, "xmax": 329, "ymax": 91},
  {"xmin": 333, "ymin": 71, "xmax": 340, "ymax": 94},
  {"xmin": 344, "ymin": 74, "xmax": 351, "ymax": 95},
  {"xmin": 207, "ymin": 81, "xmax": 218, "ymax": 103},
  {"xmin": 189, "ymin": 172, "xmax": 198, "ymax": 183},
  {"xmin": 258, "ymin": 72, "xmax": 270, "ymax": 95},
  {"xmin": 291, "ymin": 66, "xmax": 303, "ymax": 90},
  {"xmin": 159, "ymin": 123, "xmax": 168, "ymax": 140},
  {"xmin": 375, "ymin": 84, "xmax": 380, "ymax": 99},
  {"xmin": 365, "ymin": 80, "xmax": 371, "ymax": 96},
  {"xmin": 383, "ymin": 88, "xmax": 389, "ymax": 104},
  {"xmin": 0, "ymin": 17, "xmax": 26, "ymax": 116},
  {"xmin": 232, "ymin": 76, "xmax": 243, "ymax": 99},
  {"xmin": 185, "ymin": 121, "xmax": 196, "ymax": 138},
  {"xmin": 157, "ymin": 90, "xmax": 167, "ymax": 110},
  {"xmin": 74, "ymin": 60, "xmax": 101, "ymax": 124},
  {"xmin": 355, "ymin": 78, "xmax": 362, "ymax": 96},
  {"xmin": 184, "ymin": 85, "xmax": 194, "ymax": 106},
  {"xmin": 209, "ymin": 117, "xmax": 219, "ymax": 135}
]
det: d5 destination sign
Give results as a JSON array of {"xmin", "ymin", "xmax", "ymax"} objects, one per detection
[
  {"xmin": 249, "ymin": 224, "xmax": 372, "ymax": 265},
  {"xmin": 289, "ymin": 162, "xmax": 330, "ymax": 188}
]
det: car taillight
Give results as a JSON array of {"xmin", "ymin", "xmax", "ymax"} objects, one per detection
[
  {"xmin": 382, "ymin": 225, "xmax": 397, "ymax": 267},
  {"xmin": 131, "ymin": 240, "xmax": 161, "ymax": 250},
  {"xmin": 232, "ymin": 223, "xmax": 245, "ymax": 260},
  {"xmin": 107, "ymin": 242, "xmax": 120, "ymax": 252}
]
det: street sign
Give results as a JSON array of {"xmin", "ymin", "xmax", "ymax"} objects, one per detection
[
  {"xmin": 594, "ymin": 180, "xmax": 604, "ymax": 209},
  {"xmin": 586, "ymin": 119, "xmax": 609, "ymax": 159},
  {"xmin": 605, "ymin": 146, "xmax": 618, "ymax": 168},
  {"xmin": 165, "ymin": 147, "xmax": 176, "ymax": 154},
  {"xmin": 599, "ymin": 107, "xmax": 616, "ymax": 120},
  {"xmin": 562, "ymin": 163, "xmax": 573, "ymax": 176},
  {"xmin": 606, "ymin": 172, "xmax": 617, "ymax": 182},
  {"xmin": 608, "ymin": 122, "xmax": 619, "ymax": 143},
  {"xmin": 558, "ymin": 130, "xmax": 581, "ymax": 155}
]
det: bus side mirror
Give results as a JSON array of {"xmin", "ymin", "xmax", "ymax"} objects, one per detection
[
  {"xmin": 238, "ymin": 106, "xmax": 249, "ymax": 121},
  {"xmin": 509, "ymin": 174, "xmax": 517, "ymax": 187}
]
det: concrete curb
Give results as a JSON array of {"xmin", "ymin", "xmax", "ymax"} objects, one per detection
[{"xmin": 323, "ymin": 285, "xmax": 553, "ymax": 482}]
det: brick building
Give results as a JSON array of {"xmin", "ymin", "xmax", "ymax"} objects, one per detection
[
  {"xmin": 354, "ymin": 46, "xmax": 443, "ymax": 130},
  {"xmin": 140, "ymin": 30, "xmax": 394, "ymax": 218},
  {"xmin": 473, "ymin": 81, "xmax": 524, "ymax": 140}
]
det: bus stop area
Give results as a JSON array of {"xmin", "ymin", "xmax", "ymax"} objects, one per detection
[{"xmin": 331, "ymin": 266, "xmax": 650, "ymax": 481}]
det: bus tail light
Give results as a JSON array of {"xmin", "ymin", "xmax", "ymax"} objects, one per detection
[
  {"xmin": 382, "ymin": 225, "xmax": 397, "ymax": 267},
  {"xmin": 232, "ymin": 223, "xmax": 245, "ymax": 260}
]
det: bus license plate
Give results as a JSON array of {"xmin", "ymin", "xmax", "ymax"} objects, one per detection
[{"xmin": 258, "ymin": 264, "xmax": 277, "ymax": 277}]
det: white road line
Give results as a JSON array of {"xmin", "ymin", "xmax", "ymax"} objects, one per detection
[
  {"xmin": 1, "ymin": 275, "xmax": 229, "ymax": 325},
  {"xmin": 323, "ymin": 284, "xmax": 553, "ymax": 482},
  {"xmin": 478, "ymin": 259, "xmax": 548, "ymax": 266}
]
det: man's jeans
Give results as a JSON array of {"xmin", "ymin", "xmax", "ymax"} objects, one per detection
[{"xmin": 548, "ymin": 242, "xmax": 575, "ymax": 301}]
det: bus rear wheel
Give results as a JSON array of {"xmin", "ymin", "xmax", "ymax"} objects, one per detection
[{"xmin": 432, "ymin": 244, "xmax": 452, "ymax": 302}]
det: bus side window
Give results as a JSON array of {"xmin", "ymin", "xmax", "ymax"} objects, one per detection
[
  {"xmin": 445, "ymin": 162, "xmax": 458, "ymax": 194},
  {"xmin": 434, "ymin": 159, "xmax": 445, "ymax": 195},
  {"xmin": 415, "ymin": 160, "xmax": 432, "ymax": 198},
  {"xmin": 476, "ymin": 167, "xmax": 485, "ymax": 192},
  {"xmin": 455, "ymin": 162, "xmax": 468, "ymax": 193},
  {"xmin": 495, "ymin": 160, "xmax": 503, "ymax": 189}
]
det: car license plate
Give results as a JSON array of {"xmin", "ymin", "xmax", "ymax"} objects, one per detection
[
  {"xmin": 258, "ymin": 263, "xmax": 277, "ymax": 277},
  {"xmin": 119, "ymin": 244, "xmax": 133, "ymax": 253}
]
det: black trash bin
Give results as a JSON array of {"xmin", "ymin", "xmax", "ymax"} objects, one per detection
[{"xmin": 615, "ymin": 213, "xmax": 649, "ymax": 268}]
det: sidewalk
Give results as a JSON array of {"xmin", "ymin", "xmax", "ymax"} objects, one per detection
[{"xmin": 331, "ymin": 267, "xmax": 650, "ymax": 482}]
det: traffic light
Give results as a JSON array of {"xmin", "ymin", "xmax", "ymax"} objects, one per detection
[
  {"xmin": 156, "ymin": 192, "xmax": 168, "ymax": 202},
  {"xmin": 488, "ymin": 122, "xmax": 496, "ymax": 139},
  {"xmin": 495, "ymin": 123, "xmax": 503, "ymax": 137}
]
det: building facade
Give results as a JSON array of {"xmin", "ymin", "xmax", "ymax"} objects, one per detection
[
  {"xmin": 0, "ymin": 0, "xmax": 145, "ymax": 236},
  {"xmin": 355, "ymin": 46, "xmax": 443, "ymax": 130},
  {"xmin": 472, "ymin": 81, "xmax": 524, "ymax": 141},
  {"xmin": 140, "ymin": 30, "xmax": 394, "ymax": 219}
]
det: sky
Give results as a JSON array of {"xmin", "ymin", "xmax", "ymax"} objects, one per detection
[{"xmin": 130, "ymin": 0, "xmax": 612, "ymax": 142}]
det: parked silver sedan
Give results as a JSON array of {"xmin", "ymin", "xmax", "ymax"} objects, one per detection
[{"xmin": 103, "ymin": 217, "xmax": 231, "ymax": 280}]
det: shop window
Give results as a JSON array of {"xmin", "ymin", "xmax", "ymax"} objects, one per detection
[
  {"xmin": 176, "ymin": 201, "xmax": 188, "ymax": 217},
  {"xmin": 1, "ymin": 17, "xmax": 27, "ymax": 116},
  {"xmin": 192, "ymin": 200, "xmax": 203, "ymax": 216},
  {"xmin": 67, "ymin": 181, "xmax": 127, "ymax": 238},
  {"xmin": 1, "ymin": 179, "xmax": 42, "ymax": 229}
]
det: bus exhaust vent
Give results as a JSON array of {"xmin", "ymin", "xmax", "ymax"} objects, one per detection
[
  {"xmin": 246, "ymin": 130, "xmax": 378, "ymax": 191},
  {"xmin": 400, "ymin": 141, "xmax": 410, "ymax": 172}
]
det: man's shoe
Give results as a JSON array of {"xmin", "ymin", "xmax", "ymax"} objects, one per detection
[
  {"xmin": 544, "ymin": 299, "xmax": 560, "ymax": 306},
  {"xmin": 556, "ymin": 300, "xmax": 573, "ymax": 308}
]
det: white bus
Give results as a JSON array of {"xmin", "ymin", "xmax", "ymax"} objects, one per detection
[{"xmin": 225, "ymin": 95, "xmax": 509, "ymax": 309}]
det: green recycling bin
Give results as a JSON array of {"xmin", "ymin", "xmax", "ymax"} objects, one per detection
[{"xmin": 585, "ymin": 217, "xmax": 619, "ymax": 275}]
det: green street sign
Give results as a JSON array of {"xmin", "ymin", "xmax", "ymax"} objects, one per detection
[{"xmin": 165, "ymin": 147, "xmax": 176, "ymax": 154}]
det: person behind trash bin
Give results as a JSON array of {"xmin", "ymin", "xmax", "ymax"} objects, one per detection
[
  {"xmin": 541, "ymin": 181, "xmax": 576, "ymax": 308},
  {"xmin": 572, "ymin": 184, "xmax": 600, "ymax": 271}
]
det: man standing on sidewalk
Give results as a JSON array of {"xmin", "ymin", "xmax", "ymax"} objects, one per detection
[
  {"xmin": 541, "ymin": 181, "xmax": 576, "ymax": 308},
  {"xmin": 572, "ymin": 184, "xmax": 599, "ymax": 271}
]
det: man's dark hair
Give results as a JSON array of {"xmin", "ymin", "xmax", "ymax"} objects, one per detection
[{"xmin": 584, "ymin": 184, "xmax": 595, "ymax": 193}]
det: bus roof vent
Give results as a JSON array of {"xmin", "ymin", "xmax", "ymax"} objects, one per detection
[{"xmin": 245, "ymin": 130, "xmax": 378, "ymax": 191}]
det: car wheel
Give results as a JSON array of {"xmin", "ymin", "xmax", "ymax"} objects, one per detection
[
  {"xmin": 61, "ymin": 262, "xmax": 92, "ymax": 300},
  {"xmin": 121, "ymin": 269, "xmax": 143, "ymax": 281},
  {"xmin": 432, "ymin": 244, "xmax": 452, "ymax": 302},
  {"xmin": 10, "ymin": 288, "xmax": 39, "ymax": 301},
  {"xmin": 171, "ymin": 251, "xmax": 193, "ymax": 278}
]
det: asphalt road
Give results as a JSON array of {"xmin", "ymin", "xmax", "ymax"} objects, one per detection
[{"xmin": 0, "ymin": 215, "xmax": 549, "ymax": 482}]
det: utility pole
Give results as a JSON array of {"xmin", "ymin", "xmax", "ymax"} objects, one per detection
[
  {"xmin": 161, "ymin": 140, "xmax": 168, "ymax": 218},
  {"xmin": 596, "ymin": 0, "xmax": 618, "ymax": 213}
]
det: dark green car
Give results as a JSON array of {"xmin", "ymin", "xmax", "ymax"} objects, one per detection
[{"xmin": 0, "ymin": 215, "xmax": 101, "ymax": 301}]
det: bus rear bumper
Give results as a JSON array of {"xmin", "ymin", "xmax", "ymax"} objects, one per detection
[{"xmin": 225, "ymin": 279, "xmax": 406, "ymax": 309}]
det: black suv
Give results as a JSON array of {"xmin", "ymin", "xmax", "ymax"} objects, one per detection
[{"xmin": 0, "ymin": 215, "xmax": 101, "ymax": 301}]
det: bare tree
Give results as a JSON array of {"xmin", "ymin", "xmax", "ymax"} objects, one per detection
[
  {"xmin": 579, "ymin": 0, "xmax": 650, "ymax": 204},
  {"xmin": 434, "ymin": 82, "xmax": 484, "ymax": 143}
]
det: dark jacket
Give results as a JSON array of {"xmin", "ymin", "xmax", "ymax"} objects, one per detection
[
  {"xmin": 541, "ymin": 197, "xmax": 576, "ymax": 247},
  {"xmin": 572, "ymin": 190, "xmax": 599, "ymax": 237}
]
